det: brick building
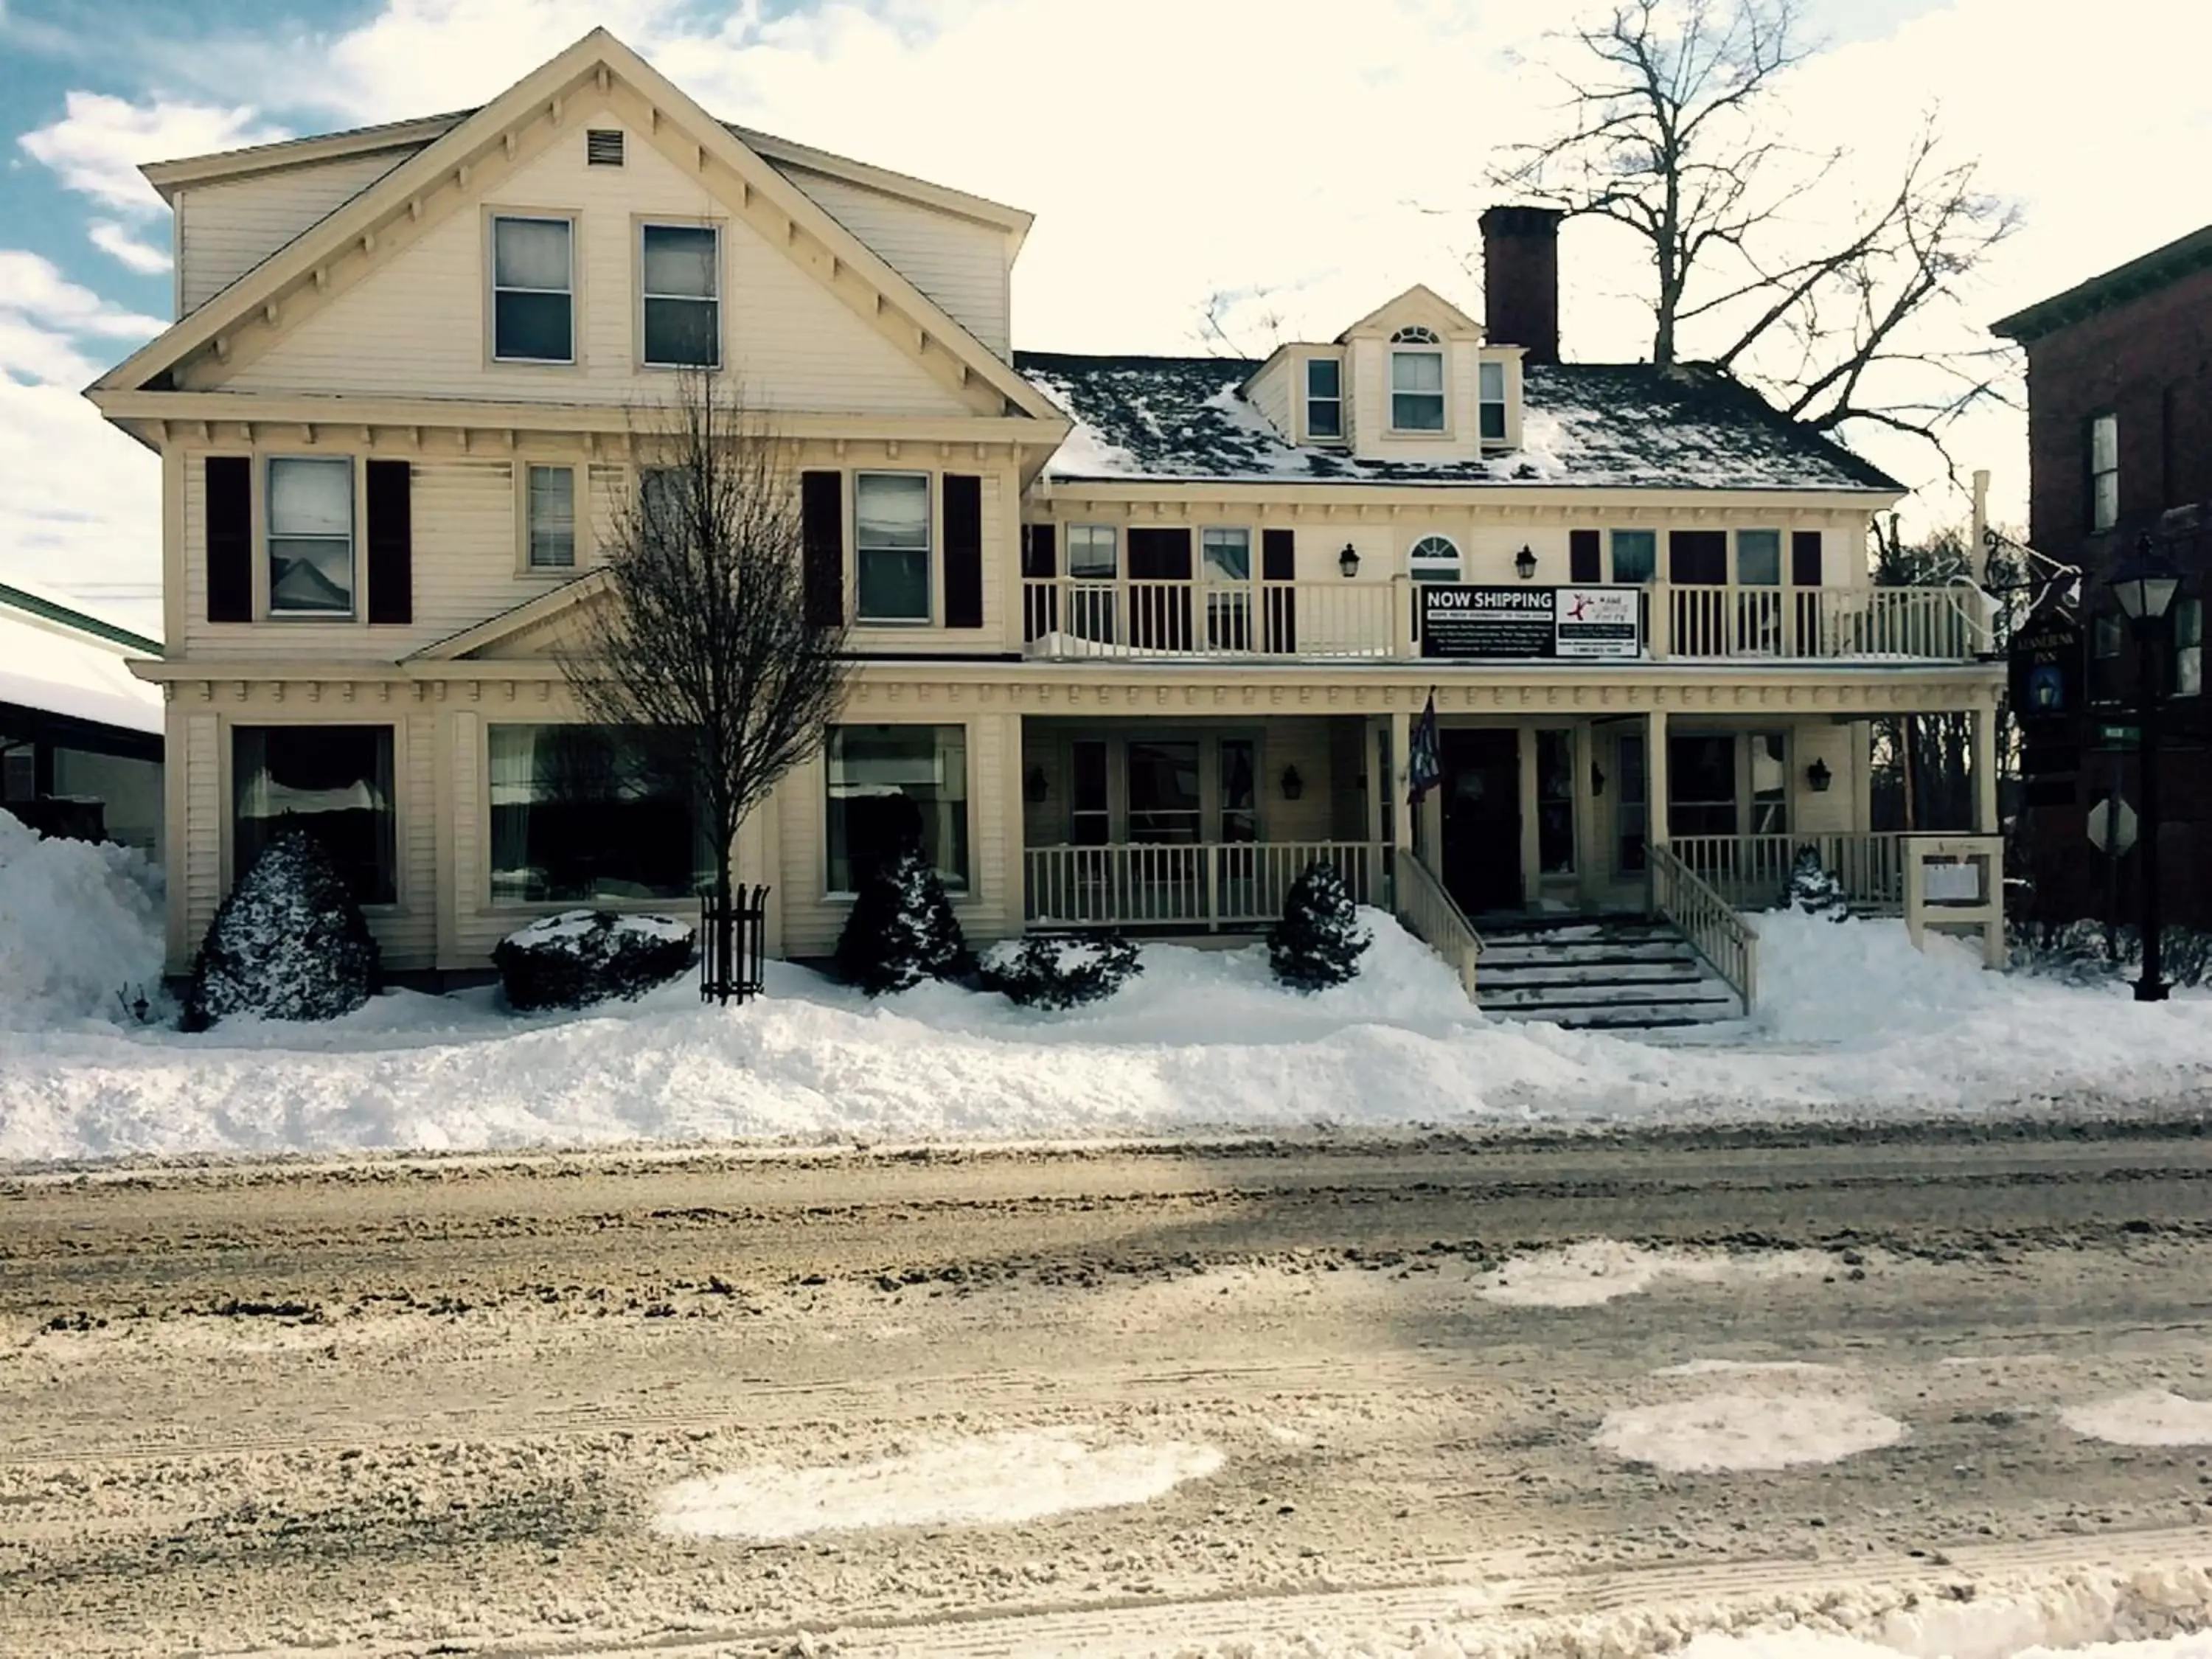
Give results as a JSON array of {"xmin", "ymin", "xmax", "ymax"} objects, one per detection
[{"xmin": 1994, "ymin": 226, "xmax": 2212, "ymax": 931}]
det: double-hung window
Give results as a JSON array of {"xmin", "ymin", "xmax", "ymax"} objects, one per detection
[
  {"xmin": 526, "ymin": 465, "xmax": 576, "ymax": 568},
  {"xmin": 1736, "ymin": 529, "xmax": 1782, "ymax": 585},
  {"xmin": 1478, "ymin": 359, "xmax": 1507, "ymax": 442},
  {"xmin": 1610, "ymin": 529, "xmax": 1657, "ymax": 584},
  {"xmin": 1202, "ymin": 526, "xmax": 1253, "ymax": 650},
  {"xmin": 2090, "ymin": 412, "xmax": 2119, "ymax": 532},
  {"xmin": 1389, "ymin": 327, "xmax": 1445, "ymax": 431},
  {"xmin": 855, "ymin": 472, "xmax": 931, "ymax": 622},
  {"xmin": 1066, "ymin": 524, "xmax": 1117, "ymax": 643},
  {"xmin": 1305, "ymin": 358, "xmax": 1343, "ymax": 440},
  {"xmin": 641, "ymin": 224, "xmax": 720, "ymax": 368},
  {"xmin": 491, "ymin": 215, "xmax": 573, "ymax": 363},
  {"xmin": 267, "ymin": 456, "xmax": 355, "ymax": 615}
]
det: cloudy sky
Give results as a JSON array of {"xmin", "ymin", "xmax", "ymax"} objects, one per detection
[{"xmin": 1, "ymin": 0, "xmax": 2207, "ymax": 636}]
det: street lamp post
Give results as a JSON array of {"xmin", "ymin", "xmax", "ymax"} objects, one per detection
[{"xmin": 2110, "ymin": 535, "xmax": 2182, "ymax": 1003}]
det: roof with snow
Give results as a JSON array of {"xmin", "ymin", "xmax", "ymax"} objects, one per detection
[
  {"xmin": 0, "ymin": 585, "xmax": 164, "ymax": 738},
  {"xmin": 1015, "ymin": 353, "xmax": 1901, "ymax": 494}
]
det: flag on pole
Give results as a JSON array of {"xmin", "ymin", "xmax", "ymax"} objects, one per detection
[{"xmin": 1407, "ymin": 692, "xmax": 1442, "ymax": 807}]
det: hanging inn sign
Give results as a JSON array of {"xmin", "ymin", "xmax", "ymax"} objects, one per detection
[{"xmin": 1420, "ymin": 585, "xmax": 1644, "ymax": 660}]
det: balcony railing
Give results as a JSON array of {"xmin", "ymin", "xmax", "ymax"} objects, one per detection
[
  {"xmin": 1019, "ymin": 576, "xmax": 1990, "ymax": 664},
  {"xmin": 1025, "ymin": 839, "xmax": 1379, "ymax": 931}
]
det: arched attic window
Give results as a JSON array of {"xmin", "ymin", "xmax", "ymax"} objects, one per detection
[
  {"xmin": 1388, "ymin": 327, "xmax": 1446, "ymax": 431},
  {"xmin": 1408, "ymin": 534, "xmax": 1461, "ymax": 582}
]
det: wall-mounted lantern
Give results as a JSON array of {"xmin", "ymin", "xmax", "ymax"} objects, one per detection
[
  {"xmin": 1338, "ymin": 543, "xmax": 1360, "ymax": 579},
  {"xmin": 1280, "ymin": 765, "xmax": 1304, "ymax": 801},
  {"xmin": 1514, "ymin": 544, "xmax": 1538, "ymax": 581},
  {"xmin": 1806, "ymin": 757, "xmax": 1833, "ymax": 793},
  {"xmin": 1023, "ymin": 764, "xmax": 1048, "ymax": 804}
]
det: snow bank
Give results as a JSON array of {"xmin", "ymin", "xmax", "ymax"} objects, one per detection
[
  {"xmin": 0, "ymin": 810, "xmax": 164, "ymax": 1032},
  {"xmin": 1592, "ymin": 1392, "xmax": 1906, "ymax": 1472},
  {"xmin": 2062, "ymin": 1390, "xmax": 2212, "ymax": 1447},
  {"xmin": 1473, "ymin": 1239, "xmax": 1832, "ymax": 1307},
  {"xmin": 6, "ymin": 891, "xmax": 2212, "ymax": 1165},
  {"xmin": 650, "ymin": 1429, "xmax": 1222, "ymax": 1540}
]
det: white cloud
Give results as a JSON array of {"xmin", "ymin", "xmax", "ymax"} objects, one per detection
[
  {"xmin": 0, "ymin": 251, "xmax": 164, "ymax": 354},
  {"xmin": 18, "ymin": 91, "xmax": 285, "ymax": 215},
  {"xmin": 87, "ymin": 219, "xmax": 172, "ymax": 276}
]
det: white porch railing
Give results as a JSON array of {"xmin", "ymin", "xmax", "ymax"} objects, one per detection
[
  {"xmin": 1022, "ymin": 578, "xmax": 1397, "ymax": 661},
  {"xmin": 1025, "ymin": 840, "xmax": 1380, "ymax": 931},
  {"xmin": 1668, "ymin": 832, "xmax": 1912, "ymax": 912},
  {"xmin": 1020, "ymin": 576, "xmax": 1986, "ymax": 664},
  {"xmin": 1394, "ymin": 850, "xmax": 1481, "ymax": 1002},
  {"xmin": 1649, "ymin": 842, "xmax": 1759, "ymax": 1012}
]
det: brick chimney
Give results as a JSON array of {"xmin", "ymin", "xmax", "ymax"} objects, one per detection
[{"xmin": 1479, "ymin": 205, "xmax": 1563, "ymax": 365}]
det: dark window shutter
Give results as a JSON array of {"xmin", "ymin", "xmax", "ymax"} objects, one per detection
[
  {"xmin": 1569, "ymin": 528, "xmax": 1601, "ymax": 584},
  {"xmin": 205, "ymin": 456, "xmax": 252, "ymax": 623},
  {"xmin": 365, "ymin": 459, "xmax": 412, "ymax": 625},
  {"xmin": 801, "ymin": 470, "xmax": 844, "ymax": 627},
  {"xmin": 1126, "ymin": 526, "xmax": 1192, "ymax": 580},
  {"xmin": 1791, "ymin": 529, "xmax": 1823, "ymax": 586},
  {"xmin": 1021, "ymin": 523, "xmax": 1057, "ymax": 641},
  {"xmin": 942, "ymin": 473, "xmax": 984, "ymax": 628},
  {"xmin": 1669, "ymin": 529, "xmax": 1728, "ymax": 585},
  {"xmin": 1261, "ymin": 528, "xmax": 1296, "ymax": 652}
]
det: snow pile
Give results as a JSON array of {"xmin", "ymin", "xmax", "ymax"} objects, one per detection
[
  {"xmin": 1592, "ymin": 1391, "xmax": 1906, "ymax": 1472},
  {"xmin": 650, "ymin": 1429, "xmax": 1222, "ymax": 1540},
  {"xmin": 0, "ymin": 810, "xmax": 164, "ymax": 1031},
  {"xmin": 1475, "ymin": 1240, "xmax": 1832, "ymax": 1308},
  {"xmin": 2062, "ymin": 1391, "xmax": 2212, "ymax": 1447}
]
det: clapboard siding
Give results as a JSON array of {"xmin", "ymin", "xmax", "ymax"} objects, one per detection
[
  {"xmin": 773, "ymin": 165, "xmax": 1012, "ymax": 356},
  {"xmin": 203, "ymin": 109, "xmax": 970, "ymax": 416},
  {"xmin": 177, "ymin": 151, "xmax": 419, "ymax": 316},
  {"xmin": 178, "ymin": 712, "xmax": 223, "ymax": 973}
]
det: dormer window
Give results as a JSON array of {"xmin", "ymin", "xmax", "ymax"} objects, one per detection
[
  {"xmin": 1479, "ymin": 359, "xmax": 1507, "ymax": 442},
  {"xmin": 1388, "ymin": 327, "xmax": 1445, "ymax": 432},
  {"xmin": 1305, "ymin": 358, "xmax": 1343, "ymax": 440}
]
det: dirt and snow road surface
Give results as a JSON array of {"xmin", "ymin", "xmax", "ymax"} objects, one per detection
[{"xmin": 10, "ymin": 1121, "xmax": 2212, "ymax": 1656}]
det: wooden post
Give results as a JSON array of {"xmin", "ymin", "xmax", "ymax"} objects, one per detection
[
  {"xmin": 1571, "ymin": 720, "xmax": 1601, "ymax": 909},
  {"xmin": 1517, "ymin": 724, "xmax": 1541, "ymax": 910},
  {"xmin": 1645, "ymin": 708, "xmax": 1669, "ymax": 917},
  {"xmin": 1972, "ymin": 700, "xmax": 1999, "ymax": 835},
  {"xmin": 1388, "ymin": 709, "xmax": 1413, "ymax": 858}
]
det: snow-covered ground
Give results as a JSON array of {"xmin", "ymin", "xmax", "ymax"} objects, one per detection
[{"xmin": 4, "ymin": 811, "xmax": 2211, "ymax": 1164}]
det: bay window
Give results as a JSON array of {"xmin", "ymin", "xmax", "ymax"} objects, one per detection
[
  {"xmin": 855, "ymin": 472, "xmax": 931, "ymax": 622},
  {"xmin": 233, "ymin": 725, "xmax": 394, "ymax": 904},
  {"xmin": 488, "ymin": 724, "xmax": 699, "ymax": 903},
  {"xmin": 267, "ymin": 456, "xmax": 355, "ymax": 616},
  {"xmin": 827, "ymin": 724, "xmax": 968, "ymax": 891}
]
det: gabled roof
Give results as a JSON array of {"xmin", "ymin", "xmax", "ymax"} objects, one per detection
[
  {"xmin": 407, "ymin": 570, "xmax": 608, "ymax": 661},
  {"xmin": 0, "ymin": 584, "xmax": 164, "ymax": 736},
  {"xmin": 1992, "ymin": 221, "xmax": 2212, "ymax": 344},
  {"xmin": 94, "ymin": 28, "xmax": 1058, "ymax": 425},
  {"xmin": 1335, "ymin": 284, "xmax": 1484, "ymax": 344},
  {"xmin": 1018, "ymin": 352, "xmax": 1902, "ymax": 493}
]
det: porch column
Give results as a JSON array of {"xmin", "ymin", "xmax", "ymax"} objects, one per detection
[
  {"xmin": 1573, "ymin": 722, "xmax": 1602, "ymax": 908},
  {"xmin": 1388, "ymin": 708, "xmax": 1413, "ymax": 858},
  {"xmin": 1972, "ymin": 700, "xmax": 2000, "ymax": 834},
  {"xmin": 1646, "ymin": 708, "xmax": 1670, "ymax": 853},
  {"xmin": 1517, "ymin": 725, "xmax": 1541, "ymax": 908},
  {"xmin": 1365, "ymin": 717, "xmax": 1388, "ymax": 849}
]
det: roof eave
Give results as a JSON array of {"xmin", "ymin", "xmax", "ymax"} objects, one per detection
[{"xmin": 1991, "ymin": 221, "xmax": 2212, "ymax": 343}]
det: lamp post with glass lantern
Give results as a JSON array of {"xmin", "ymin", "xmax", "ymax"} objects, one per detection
[{"xmin": 2110, "ymin": 535, "xmax": 2181, "ymax": 1002}]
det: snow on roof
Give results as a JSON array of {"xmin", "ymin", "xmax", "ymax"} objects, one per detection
[
  {"xmin": 0, "ymin": 590, "xmax": 164, "ymax": 737},
  {"xmin": 1014, "ymin": 352, "xmax": 1901, "ymax": 493}
]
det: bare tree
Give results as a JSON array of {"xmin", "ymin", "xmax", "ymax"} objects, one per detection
[
  {"xmin": 1489, "ymin": 0, "xmax": 2019, "ymax": 476},
  {"xmin": 561, "ymin": 372, "xmax": 851, "ymax": 908},
  {"xmin": 1193, "ymin": 284, "xmax": 1289, "ymax": 359}
]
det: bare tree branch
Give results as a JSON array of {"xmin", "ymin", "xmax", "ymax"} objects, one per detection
[{"xmin": 558, "ymin": 370, "xmax": 852, "ymax": 905}]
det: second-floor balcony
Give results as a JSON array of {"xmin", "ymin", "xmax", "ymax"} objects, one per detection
[{"xmin": 1019, "ymin": 577, "xmax": 1992, "ymax": 666}]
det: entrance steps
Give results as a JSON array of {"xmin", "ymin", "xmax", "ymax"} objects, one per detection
[{"xmin": 1474, "ymin": 917, "xmax": 1745, "ymax": 1030}]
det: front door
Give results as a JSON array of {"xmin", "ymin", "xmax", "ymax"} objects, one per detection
[{"xmin": 1441, "ymin": 728, "xmax": 1522, "ymax": 914}]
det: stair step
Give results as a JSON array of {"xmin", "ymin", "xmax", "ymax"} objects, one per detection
[
  {"xmin": 1492, "ymin": 995, "xmax": 1745, "ymax": 1028},
  {"xmin": 1478, "ymin": 943, "xmax": 1699, "ymax": 969},
  {"xmin": 1477, "ymin": 961, "xmax": 1709, "ymax": 990},
  {"xmin": 1485, "ymin": 979, "xmax": 1739, "ymax": 1009}
]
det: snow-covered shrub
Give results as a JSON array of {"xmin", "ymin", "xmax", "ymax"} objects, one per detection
[
  {"xmin": 979, "ymin": 931, "xmax": 1141, "ymax": 1010},
  {"xmin": 0, "ymin": 807, "xmax": 166, "ymax": 1030},
  {"xmin": 183, "ymin": 830, "xmax": 379, "ymax": 1030},
  {"xmin": 833, "ymin": 846, "xmax": 973, "ymax": 995},
  {"xmin": 493, "ymin": 909, "xmax": 695, "ymax": 1012},
  {"xmin": 2011, "ymin": 917, "xmax": 2212, "ymax": 988},
  {"xmin": 1787, "ymin": 845, "xmax": 1848, "ymax": 922},
  {"xmin": 1268, "ymin": 860, "xmax": 1369, "ymax": 992}
]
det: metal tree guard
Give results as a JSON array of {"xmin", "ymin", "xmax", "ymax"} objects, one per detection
[{"xmin": 698, "ymin": 885, "xmax": 769, "ymax": 1004}]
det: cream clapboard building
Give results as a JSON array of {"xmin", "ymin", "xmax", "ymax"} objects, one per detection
[{"xmin": 97, "ymin": 28, "xmax": 2004, "ymax": 1019}]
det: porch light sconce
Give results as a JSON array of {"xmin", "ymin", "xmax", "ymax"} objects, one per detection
[
  {"xmin": 1280, "ymin": 765, "xmax": 1304, "ymax": 801},
  {"xmin": 1514, "ymin": 544, "xmax": 1539, "ymax": 581},
  {"xmin": 1338, "ymin": 542, "xmax": 1360, "ymax": 578},
  {"xmin": 1023, "ymin": 763, "xmax": 1048, "ymax": 804},
  {"xmin": 1806, "ymin": 758, "xmax": 1833, "ymax": 793}
]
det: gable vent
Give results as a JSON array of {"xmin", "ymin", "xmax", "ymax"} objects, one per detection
[{"xmin": 585, "ymin": 128, "xmax": 625, "ymax": 166}]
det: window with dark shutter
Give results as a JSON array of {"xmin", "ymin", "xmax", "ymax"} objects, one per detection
[
  {"xmin": 365, "ymin": 459, "xmax": 412, "ymax": 625},
  {"xmin": 1569, "ymin": 529, "xmax": 1601, "ymax": 584},
  {"xmin": 205, "ymin": 456, "xmax": 253, "ymax": 623},
  {"xmin": 942, "ymin": 474, "xmax": 983, "ymax": 628},
  {"xmin": 1021, "ymin": 524, "xmax": 1057, "ymax": 641},
  {"xmin": 801, "ymin": 470, "xmax": 844, "ymax": 627},
  {"xmin": 1261, "ymin": 528, "xmax": 1296, "ymax": 653},
  {"xmin": 1791, "ymin": 530, "xmax": 1823, "ymax": 586},
  {"xmin": 1125, "ymin": 528, "xmax": 1192, "ymax": 650},
  {"xmin": 1668, "ymin": 529, "xmax": 1728, "ymax": 585}
]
